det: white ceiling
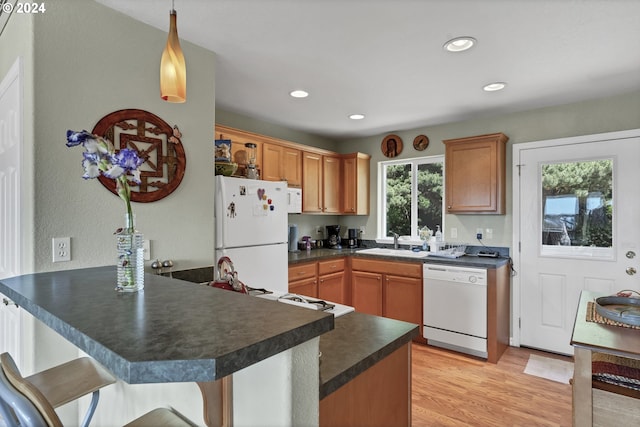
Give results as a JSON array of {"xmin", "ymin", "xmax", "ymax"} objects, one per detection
[{"xmin": 97, "ymin": 0, "xmax": 640, "ymax": 139}]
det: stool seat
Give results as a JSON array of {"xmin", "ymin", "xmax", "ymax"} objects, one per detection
[
  {"xmin": 125, "ymin": 407, "xmax": 196, "ymax": 427},
  {"xmin": 0, "ymin": 352, "xmax": 197, "ymax": 427},
  {"xmin": 25, "ymin": 357, "xmax": 116, "ymax": 408}
]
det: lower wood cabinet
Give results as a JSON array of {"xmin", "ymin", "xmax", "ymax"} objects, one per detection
[
  {"xmin": 320, "ymin": 343, "xmax": 411, "ymax": 427},
  {"xmin": 384, "ymin": 274, "xmax": 422, "ymax": 327},
  {"xmin": 351, "ymin": 258, "xmax": 424, "ymax": 341},
  {"xmin": 288, "ymin": 262, "xmax": 318, "ymax": 298},
  {"xmin": 351, "ymin": 271, "xmax": 383, "ymax": 316},
  {"xmin": 289, "ymin": 258, "xmax": 347, "ymax": 304}
]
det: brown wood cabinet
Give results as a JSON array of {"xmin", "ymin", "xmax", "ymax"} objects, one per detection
[
  {"xmin": 351, "ymin": 258, "xmax": 424, "ymax": 341},
  {"xmin": 323, "ymin": 155, "xmax": 341, "ymax": 214},
  {"xmin": 318, "ymin": 258, "xmax": 347, "ymax": 304},
  {"xmin": 302, "ymin": 152, "xmax": 323, "ymax": 213},
  {"xmin": 443, "ymin": 132, "xmax": 508, "ymax": 214},
  {"xmin": 288, "ymin": 262, "xmax": 318, "ymax": 297},
  {"xmin": 289, "ymin": 258, "xmax": 348, "ymax": 304},
  {"xmin": 215, "ymin": 124, "xmax": 371, "ymax": 215},
  {"xmin": 320, "ymin": 343, "xmax": 411, "ymax": 427},
  {"xmin": 262, "ymin": 142, "xmax": 302, "ymax": 186},
  {"xmin": 342, "ymin": 153, "xmax": 371, "ymax": 215},
  {"xmin": 302, "ymin": 152, "xmax": 341, "ymax": 214},
  {"xmin": 351, "ymin": 271, "xmax": 383, "ymax": 316}
]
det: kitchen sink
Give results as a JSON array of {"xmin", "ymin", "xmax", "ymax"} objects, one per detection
[{"xmin": 357, "ymin": 247, "xmax": 429, "ymax": 259}]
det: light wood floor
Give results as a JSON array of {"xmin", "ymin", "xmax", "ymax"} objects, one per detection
[{"xmin": 411, "ymin": 343, "xmax": 573, "ymax": 426}]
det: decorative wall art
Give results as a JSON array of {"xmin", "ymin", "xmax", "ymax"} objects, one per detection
[
  {"xmin": 413, "ymin": 134, "xmax": 430, "ymax": 151},
  {"xmin": 92, "ymin": 109, "xmax": 186, "ymax": 202},
  {"xmin": 381, "ymin": 134, "xmax": 403, "ymax": 158}
]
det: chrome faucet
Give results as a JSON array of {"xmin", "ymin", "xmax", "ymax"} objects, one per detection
[{"xmin": 390, "ymin": 231, "xmax": 399, "ymax": 249}]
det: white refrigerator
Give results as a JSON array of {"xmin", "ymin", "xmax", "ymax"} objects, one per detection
[{"xmin": 214, "ymin": 175, "xmax": 289, "ymax": 292}]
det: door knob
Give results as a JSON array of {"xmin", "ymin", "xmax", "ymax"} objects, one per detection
[
  {"xmin": 626, "ymin": 251, "xmax": 636, "ymax": 259},
  {"xmin": 626, "ymin": 267, "xmax": 637, "ymax": 276}
]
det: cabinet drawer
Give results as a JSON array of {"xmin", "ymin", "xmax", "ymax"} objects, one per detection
[
  {"xmin": 352, "ymin": 258, "xmax": 422, "ymax": 278},
  {"xmin": 318, "ymin": 258, "xmax": 345, "ymax": 275},
  {"xmin": 288, "ymin": 262, "xmax": 317, "ymax": 281}
]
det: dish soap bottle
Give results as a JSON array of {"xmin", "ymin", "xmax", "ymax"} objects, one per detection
[{"xmin": 435, "ymin": 225, "xmax": 443, "ymax": 242}]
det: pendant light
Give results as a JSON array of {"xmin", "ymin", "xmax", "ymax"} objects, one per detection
[{"xmin": 160, "ymin": 0, "xmax": 186, "ymax": 103}]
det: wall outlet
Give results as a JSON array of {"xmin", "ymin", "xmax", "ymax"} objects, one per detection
[
  {"xmin": 359, "ymin": 226, "xmax": 366, "ymax": 234},
  {"xmin": 52, "ymin": 237, "xmax": 71, "ymax": 262},
  {"xmin": 450, "ymin": 227, "xmax": 458, "ymax": 239},
  {"xmin": 476, "ymin": 228, "xmax": 483, "ymax": 240},
  {"xmin": 315, "ymin": 226, "xmax": 323, "ymax": 235},
  {"xmin": 485, "ymin": 228, "xmax": 493, "ymax": 239}
]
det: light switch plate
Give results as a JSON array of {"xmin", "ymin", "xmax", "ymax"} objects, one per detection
[{"xmin": 52, "ymin": 237, "xmax": 71, "ymax": 262}]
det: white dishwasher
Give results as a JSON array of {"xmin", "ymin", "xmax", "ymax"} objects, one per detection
[{"xmin": 423, "ymin": 264, "xmax": 488, "ymax": 358}]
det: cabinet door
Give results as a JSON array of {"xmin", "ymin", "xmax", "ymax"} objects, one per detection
[
  {"xmin": 384, "ymin": 275, "xmax": 422, "ymax": 326},
  {"xmin": 351, "ymin": 271, "xmax": 383, "ymax": 316},
  {"xmin": 444, "ymin": 133, "xmax": 507, "ymax": 214},
  {"xmin": 302, "ymin": 152, "xmax": 323, "ymax": 213},
  {"xmin": 289, "ymin": 277, "xmax": 318, "ymax": 298},
  {"xmin": 318, "ymin": 271, "xmax": 346, "ymax": 305},
  {"xmin": 341, "ymin": 154, "xmax": 370, "ymax": 215},
  {"xmin": 342, "ymin": 156, "xmax": 357, "ymax": 214},
  {"xmin": 282, "ymin": 147, "xmax": 302, "ymax": 187},
  {"xmin": 262, "ymin": 143, "xmax": 283, "ymax": 182},
  {"xmin": 0, "ymin": 293, "xmax": 21, "ymax": 363},
  {"xmin": 323, "ymin": 156, "xmax": 341, "ymax": 213}
]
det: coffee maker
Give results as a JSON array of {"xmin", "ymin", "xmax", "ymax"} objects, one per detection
[
  {"xmin": 326, "ymin": 225, "xmax": 342, "ymax": 249},
  {"xmin": 347, "ymin": 228, "xmax": 359, "ymax": 248}
]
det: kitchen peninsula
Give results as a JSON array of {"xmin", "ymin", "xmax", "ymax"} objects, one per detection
[{"xmin": 0, "ymin": 266, "xmax": 417, "ymax": 426}]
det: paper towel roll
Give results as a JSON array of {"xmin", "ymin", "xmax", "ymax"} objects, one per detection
[{"xmin": 288, "ymin": 224, "xmax": 299, "ymax": 252}]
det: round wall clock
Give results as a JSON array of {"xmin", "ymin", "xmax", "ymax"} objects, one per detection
[
  {"xmin": 413, "ymin": 134, "xmax": 430, "ymax": 151},
  {"xmin": 381, "ymin": 134, "xmax": 403, "ymax": 158},
  {"xmin": 92, "ymin": 109, "xmax": 186, "ymax": 203}
]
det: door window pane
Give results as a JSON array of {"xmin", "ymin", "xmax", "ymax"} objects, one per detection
[{"xmin": 541, "ymin": 159, "xmax": 613, "ymax": 251}]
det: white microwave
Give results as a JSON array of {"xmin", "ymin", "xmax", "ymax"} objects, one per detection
[{"xmin": 287, "ymin": 187, "xmax": 302, "ymax": 213}]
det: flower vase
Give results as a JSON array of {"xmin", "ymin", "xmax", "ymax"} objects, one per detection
[{"xmin": 116, "ymin": 214, "xmax": 144, "ymax": 292}]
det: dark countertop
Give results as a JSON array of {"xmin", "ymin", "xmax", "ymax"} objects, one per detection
[
  {"xmin": 289, "ymin": 247, "xmax": 510, "ymax": 269},
  {"xmin": 319, "ymin": 311, "xmax": 418, "ymax": 399},
  {"xmin": 0, "ymin": 266, "xmax": 334, "ymax": 384}
]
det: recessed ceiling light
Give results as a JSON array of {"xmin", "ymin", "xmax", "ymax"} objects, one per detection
[
  {"xmin": 483, "ymin": 82, "xmax": 507, "ymax": 92},
  {"xmin": 443, "ymin": 37, "xmax": 477, "ymax": 52},
  {"xmin": 289, "ymin": 90, "xmax": 309, "ymax": 98},
  {"xmin": 349, "ymin": 114, "xmax": 365, "ymax": 120}
]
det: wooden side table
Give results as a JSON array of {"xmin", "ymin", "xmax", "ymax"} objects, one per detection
[{"xmin": 570, "ymin": 290, "xmax": 640, "ymax": 426}]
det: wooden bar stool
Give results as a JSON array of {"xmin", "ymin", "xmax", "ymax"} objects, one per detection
[{"xmin": 0, "ymin": 353, "xmax": 194, "ymax": 426}]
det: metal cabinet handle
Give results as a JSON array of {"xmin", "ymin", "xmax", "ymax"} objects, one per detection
[
  {"xmin": 626, "ymin": 267, "xmax": 637, "ymax": 276},
  {"xmin": 626, "ymin": 251, "xmax": 636, "ymax": 259}
]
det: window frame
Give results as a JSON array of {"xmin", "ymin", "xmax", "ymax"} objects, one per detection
[{"xmin": 376, "ymin": 155, "xmax": 444, "ymax": 245}]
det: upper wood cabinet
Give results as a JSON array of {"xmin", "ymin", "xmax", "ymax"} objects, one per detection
[
  {"xmin": 342, "ymin": 153, "xmax": 371, "ymax": 215},
  {"xmin": 323, "ymin": 155, "xmax": 341, "ymax": 214},
  {"xmin": 443, "ymin": 132, "xmax": 508, "ymax": 214},
  {"xmin": 262, "ymin": 143, "xmax": 302, "ymax": 186},
  {"xmin": 302, "ymin": 152, "xmax": 323, "ymax": 213},
  {"xmin": 302, "ymin": 152, "xmax": 342, "ymax": 213},
  {"xmin": 215, "ymin": 125, "xmax": 371, "ymax": 215}
]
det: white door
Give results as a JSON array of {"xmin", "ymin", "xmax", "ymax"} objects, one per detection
[
  {"xmin": 517, "ymin": 131, "xmax": 640, "ymax": 355},
  {"xmin": 0, "ymin": 58, "xmax": 23, "ymax": 362}
]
